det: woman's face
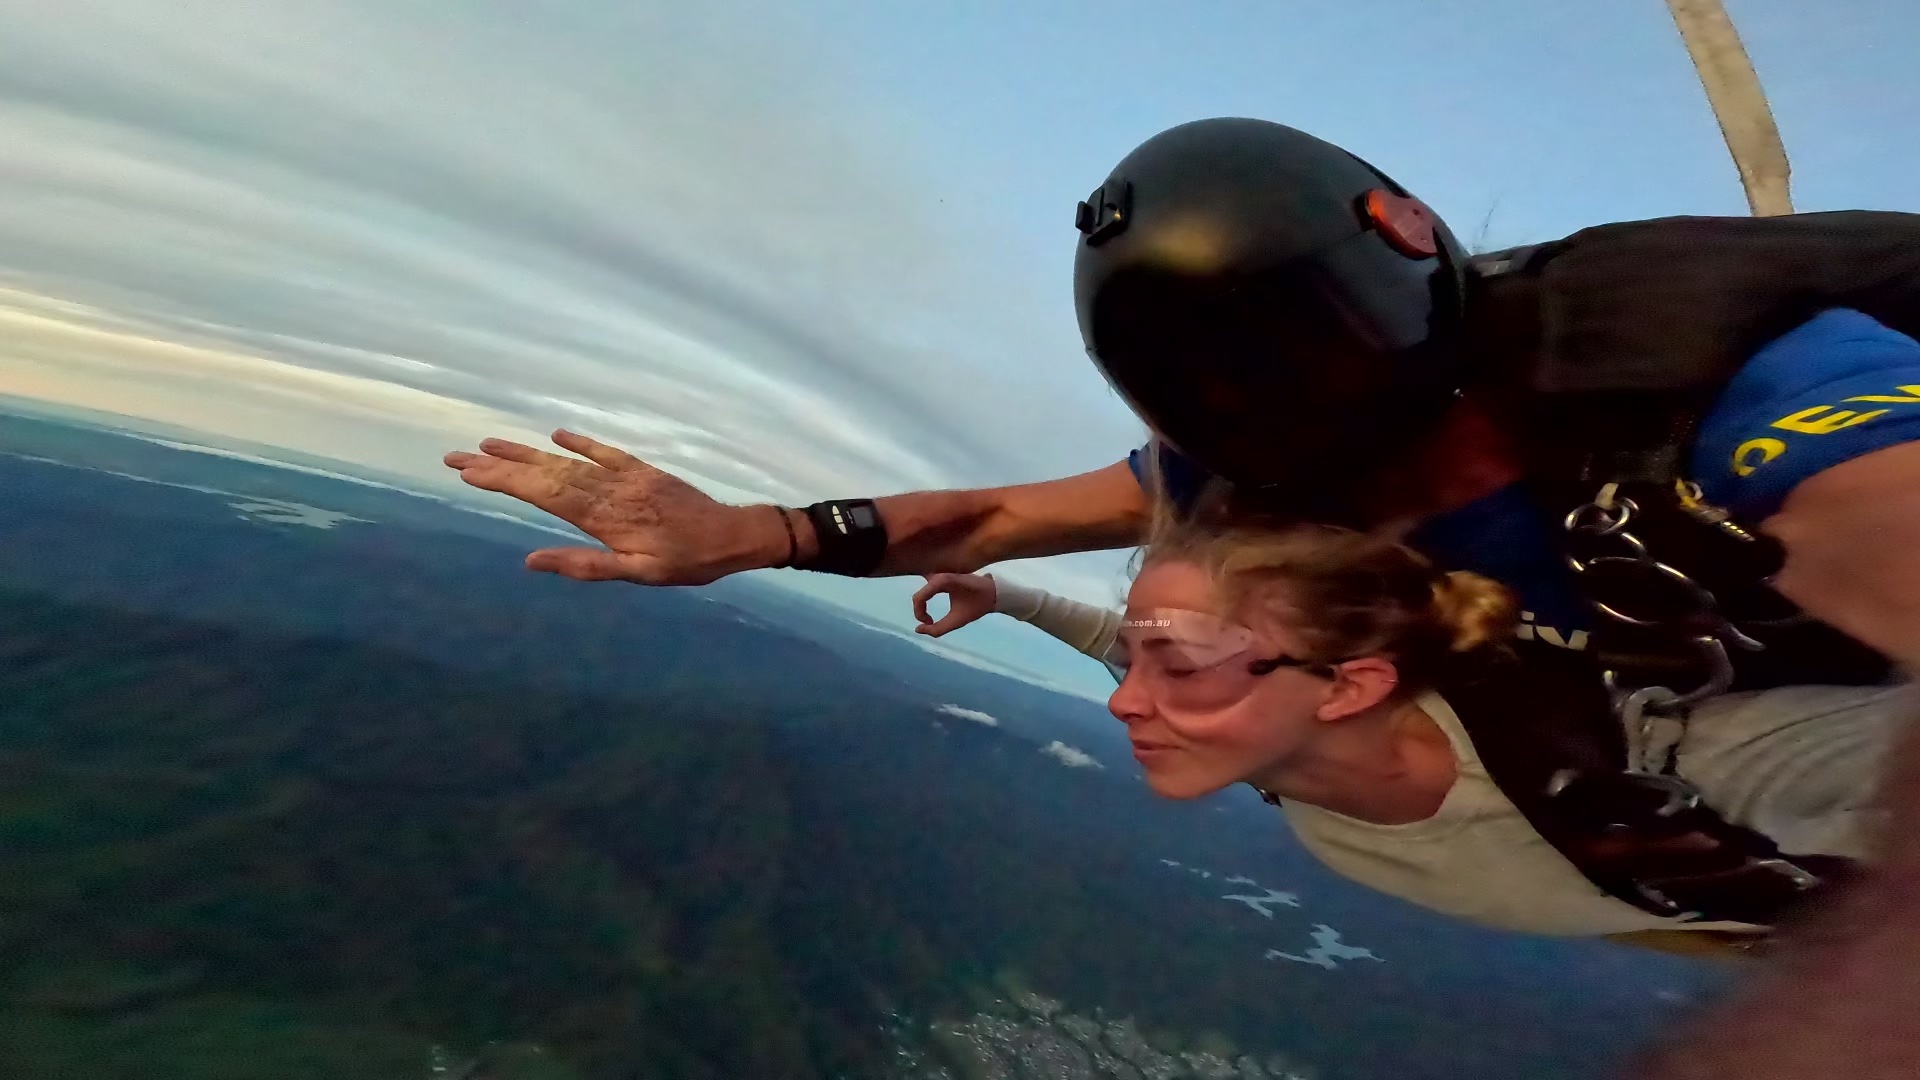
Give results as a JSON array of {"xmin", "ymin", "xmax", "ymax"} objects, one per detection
[{"xmin": 1107, "ymin": 558, "xmax": 1335, "ymax": 799}]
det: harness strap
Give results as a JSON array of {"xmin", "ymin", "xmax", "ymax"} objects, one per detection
[
  {"xmin": 1443, "ymin": 211, "xmax": 1913, "ymax": 930},
  {"xmin": 1438, "ymin": 650, "xmax": 1851, "ymax": 927}
]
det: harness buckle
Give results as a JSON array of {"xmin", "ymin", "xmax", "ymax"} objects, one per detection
[
  {"xmin": 1748, "ymin": 858, "xmax": 1823, "ymax": 892},
  {"xmin": 1543, "ymin": 767, "xmax": 1705, "ymax": 830},
  {"xmin": 1635, "ymin": 855, "xmax": 1829, "ymax": 923}
]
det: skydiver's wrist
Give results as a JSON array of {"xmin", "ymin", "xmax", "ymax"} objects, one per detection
[
  {"xmin": 787, "ymin": 506, "xmax": 821, "ymax": 566},
  {"xmin": 736, "ymin": 504, "xmax": 817, "ymax": 572}
]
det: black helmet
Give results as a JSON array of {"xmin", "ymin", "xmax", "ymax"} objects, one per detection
[{"xmin": 1073, "ymin": 117, "xmax": 1468, "ymax": 497}]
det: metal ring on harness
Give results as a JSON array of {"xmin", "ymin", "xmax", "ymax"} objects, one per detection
[
  {"xmin": 1564, "ymin": 497, "xmax": 1638, "ymax": 538},
  {"xmin": 1603, "ymin": 635, "xmax": 1737, "ymax": 710},
  {"xmin": 1616, "ymin": 684, "xmax": 1682, "ymax": 770},
  {"xmin": 1579, "ymin": 556, "xmax": 1768, "ymax": 652},
  {"xmin": 1582, "ymin": 556, "xmax": 1719, "ymax": 628},
  {"xmin": 1563, "ymin": 530, "xmax": 1649, "ymax": 575}
]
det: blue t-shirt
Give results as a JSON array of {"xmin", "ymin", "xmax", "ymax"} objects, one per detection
[{"xmin": 1127, "ymin": 308, "xmax": 1920, "ymax": 648}]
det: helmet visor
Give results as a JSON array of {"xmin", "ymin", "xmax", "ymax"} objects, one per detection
[{"xmin": 1084, "ymin": 234, "xmax": 1457, "ymax": 493}]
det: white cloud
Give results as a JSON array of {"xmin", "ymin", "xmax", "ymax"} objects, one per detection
[
  {"xmin": 936, "ymin": 704, "xmax": 999, "ymax": 727},
  {"xmin": 0, "ymin": 0, "xmax": 1147, "ymax": 608},
  {"xmin": 118, "ymin": 433, "xmax": 426, "ymax": 495},
  {"xmin": 1222, "ymin": 888, "xmax": 1302, "ymax": 919},
  {"xmin": 0, "ymin": 445, "xmax": 371, "ymax": 535},
  {"xmin": 1265, "ymin": 924, "xmax": 1384, "ymax": 970},
  {"xmin": 1039, "ymin": 740, "xmax": 1102, "ymax": 770},
  {"xmin": 228, "ymin": 498, "xmax": 367, "ymax": 531}
]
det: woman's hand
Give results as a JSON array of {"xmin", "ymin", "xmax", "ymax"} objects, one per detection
[{"xmin": 913, "ymin": 573, "xmax": 998, "ymax": 637}]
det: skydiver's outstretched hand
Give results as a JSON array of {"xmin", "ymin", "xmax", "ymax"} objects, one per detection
[
  {"xmin": 443, "ymin": 430, "xmax": 784, "ymax": 586},
  {"xmin": 913, "ymin": 572, "xmax": 997, "ymax": 638}
]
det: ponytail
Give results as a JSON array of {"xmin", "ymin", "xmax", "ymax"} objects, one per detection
[{"xmin": 1430, "ymin": 570, "xmax": 1520, "ymax": 652}]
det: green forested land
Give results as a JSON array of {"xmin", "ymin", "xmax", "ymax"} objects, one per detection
[{"xmin": 0, "ymin": 588, "xmax": 925, "ymax": 1079}]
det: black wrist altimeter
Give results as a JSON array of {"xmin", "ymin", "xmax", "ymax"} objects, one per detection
[{"xmin": 797, "ymin": 499, "xmax": 889, "ymax": 577}]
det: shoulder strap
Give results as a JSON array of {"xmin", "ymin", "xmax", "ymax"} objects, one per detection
[
  {"xmin": 1500, "ymin": 210, "xmax": 1920, "ymax": 395},
  {"xmin": 1437, "ymin": 647, "xmax": 1857, "ymax": 928},
  {"xmin": 1470, "ymin": 210, "xmax": 1920, "ymax": 488}
]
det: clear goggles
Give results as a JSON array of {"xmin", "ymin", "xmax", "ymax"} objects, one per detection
[{"xmin": 1101, "ymin": 608, "xmax": 1333, "ymax": 712}]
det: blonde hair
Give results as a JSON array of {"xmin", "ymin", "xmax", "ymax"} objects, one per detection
[{"xmin": 1141, "ymin": 518, "xmax": 1519, "ymax": 693}]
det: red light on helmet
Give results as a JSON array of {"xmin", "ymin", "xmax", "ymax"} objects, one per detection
[{"xmin": 1363, "ymin": 189, "xmax": 1439, "ymax": 258}]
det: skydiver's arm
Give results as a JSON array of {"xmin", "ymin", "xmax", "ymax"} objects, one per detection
[
  {"xmin": 1761, "ymin": 440, "xmax": 1920, "ymax": 670},
  {"xmin": 767, "ymin": 459, "xmax": 1150, "ymax": 578},
  {"xmin": 1687, "ymin": 309, "xmax": 1920, "ymax": 665},
  {"xmin": 447, "ymin": 432, "xmax": 1150, "ymax": 587}
]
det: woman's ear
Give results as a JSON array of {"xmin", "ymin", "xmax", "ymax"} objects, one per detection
[{"xmin": 1314, "ymin": 658, "xmax": 1401, "ymax": 722}]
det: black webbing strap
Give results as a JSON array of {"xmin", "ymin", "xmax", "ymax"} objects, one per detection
[{"xmin": 1439, "ymin": 650, "xmax": 1852, "ymax": 927}]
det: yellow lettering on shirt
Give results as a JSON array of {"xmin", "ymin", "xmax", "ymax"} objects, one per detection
[
  {"xmin": 1726, "ymin": 384, "xmax": 1920, "ymax": 479},
  {"xmin": 1841, "ymin": 385, "xmax": 1920, "ymax": 404},
  {"xmin": 1733, "ymin": 438, "xmax": 1787, "ymax": 477},
  {"xmin": 1771, "ymin": 406, "xmax": 1892, "ymax": 435}
]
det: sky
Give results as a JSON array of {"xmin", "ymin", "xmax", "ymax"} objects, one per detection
[{"xmin": 1, "ymin": 0, "xmax": 1916, "ymax": 697}]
